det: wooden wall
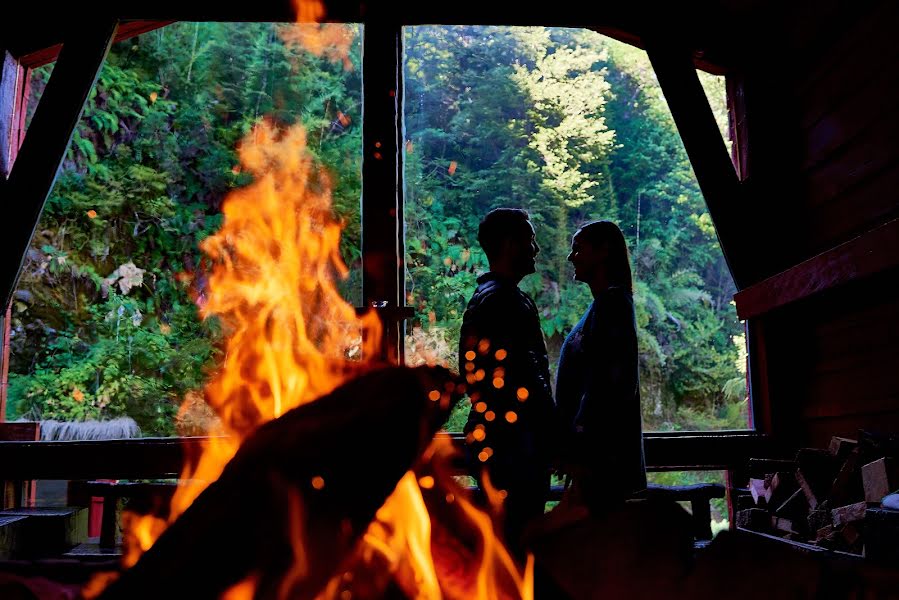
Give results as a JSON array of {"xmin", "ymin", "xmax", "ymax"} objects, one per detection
[{"xmin": 737, "ymin": 0, "xmax": 899, "ymax": 448}]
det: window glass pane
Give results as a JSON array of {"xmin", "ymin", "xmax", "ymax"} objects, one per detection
[
  {"xmin": 6, "ymin": 23, "xmax": 363, "ymax": 436},
  {"xmin": 24, "ymin": 63, "xmax": 55, "ymax": 132},
  {"xmin": 697, "ymin": 69, "xmax": 732, "ymax": 157},
  {"xmin": 402, "ymin": 26, "xmax": 748, "ymax": 432}
]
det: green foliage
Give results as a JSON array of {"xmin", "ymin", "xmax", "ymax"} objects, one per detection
[
  {"xmin": 9, "ymin": 23, "xmax": 362, "ymax": 434},
  {"xmin": 403, "ymin": 26, "xmax": 747, "ymax": 431},
  {"xmin": 10, "ymin": 23, "xmax": 747, "ymax": 437},
  {"xmin": 9, "ymin": 293, "xmax": 213, "ymax": 434}
]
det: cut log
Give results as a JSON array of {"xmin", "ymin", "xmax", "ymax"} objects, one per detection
[
  {"xmin": 858, "ymin": 430, "xmax": 899, "ymax": 462},
  {"xmin": 796, "ymin": 470, "xmax": 821, "ymax": 510},
  {"xmin": 770, "ymin": 516, "xmax": 796, "ymax": 535},
  {"xmin": 736, "ymin": 508, "xmax": 769, "ymax": 532},
  {"xmin": 795, "ymin": 449, "xmax": 838, "ymax": 510},
  {"xmin": 864, "ymin": 508, "xmax": 899, "ymax": 564},
  {"xmin": 735, "ymin": 493, "xmax": 755, "ymax": 512},
  {"xmin": 766, "ymin": 472, "xmax": 797, "ymax": 508},
  {"xmin": 831, "ymin": 501, "xmax": 867, "ymax": 527},
  {"xmin": 775, "ymin": 488, "xmax": 809, "ymax": 521},
  {"xmin": 840, "ymin": 523, "xmax": 861, "ymax": 549},
  {"xmin": 815, "ymin": 524, "xmax": 835, "ymax": 543},
  {"xmin": 829, "ymin": 437, "xmax": 858, "ymax": 461},
  {"xmin": 862, "ymin": 458, "xmax": 899, "ymax": 503},
  {"xmin": 807, "ymin": 506, "xmax": 832, "ymax": 534},
  {"xmin": 749, "ymin": 479, "xmax": 769, "ymax": 505},
  {"xmin": 828, "ymin": 447, "xmax": 864, "ymax": 507},
  {"xmin": 98, "ymin": 366, "xmax": 458, "ymax": 600},
  {"xmin": 0, "ymin": 507, "xmax": 87, "ymax": 559}
]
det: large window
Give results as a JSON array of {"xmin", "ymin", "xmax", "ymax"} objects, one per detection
[
  {"xmin": 402, "ymin": 26, "xmax": 748, "ymax": 433},
  {"xmin": 5, "ymin": 23, "xmax": 751, "ymax": 443},
  {"xmin": 5, "ymin": 22, "xmax": 363, "ymax": 437}
]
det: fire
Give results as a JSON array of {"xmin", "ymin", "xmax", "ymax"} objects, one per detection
[
  {"xmin": 279, "ymin": 0, "xmax": 356, "ymax": 70},
  {"xmin": 317, "ymin": 437, "xmax": 534, "ymax": 600},
  {"xmin": 120, "ymin": 117, "xmax": 381, "ymax": 564},
  {"xmin": 91, "ymin": 7, "xmax": 535, "ymax": 599},
  {"xmin": 120, "ymin": 512, "xmax": 167, "ymax": 569}
]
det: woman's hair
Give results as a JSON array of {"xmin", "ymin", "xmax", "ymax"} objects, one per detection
[{"xmin": 577, "ymin": 220, "xmax": 633, "ymax": 294}]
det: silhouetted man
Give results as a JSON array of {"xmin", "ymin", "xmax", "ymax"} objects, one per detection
[{"xmin": 459, "ymin": 208, "xmax": 556, "ymax": 556}]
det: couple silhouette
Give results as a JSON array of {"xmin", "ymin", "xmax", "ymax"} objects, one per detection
[{"xmin": 459, "ymin": 208, "xmax": 646, "ymax": 557}]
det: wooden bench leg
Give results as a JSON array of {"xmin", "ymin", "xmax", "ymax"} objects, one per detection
[
  {"xmin": 99, "ymin": 496, "xmax": 118, "ymax": 549},
  {"xmin": 690, "ymin": 499, "xmax": 713, "ymax": 541}
]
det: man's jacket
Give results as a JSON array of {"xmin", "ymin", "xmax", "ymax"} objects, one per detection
[{"xmin": 459, "ymin": 273, "xmax": 557, "ymax": 465}]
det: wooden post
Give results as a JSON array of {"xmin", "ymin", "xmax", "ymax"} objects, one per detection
[
  {"xmin": 1, "ymin": 52, "xmax": 20, "ymax": 423},
  {"xmin": 361, "ymin": 20, "xmax": 404, "ymax": 364},
  {"xmin": 0, "ymin": 20, "xmax": 118, "ymax": 310},
  {"xmin": 1, "ymin": 51, "xmax": 21, "ymax": 179},
  {"xmin": 644, "ymin": 38, "xmax": 746, "ymax": 290}
]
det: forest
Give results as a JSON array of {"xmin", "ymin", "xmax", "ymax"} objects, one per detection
[{"xmin": 5, "ymin": 23, "xmax": 747, "ymax": 450}]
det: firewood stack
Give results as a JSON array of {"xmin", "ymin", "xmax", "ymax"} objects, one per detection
[{"xmin": 735, "ymin": 432, "xmax": 899, "ymax": 562}]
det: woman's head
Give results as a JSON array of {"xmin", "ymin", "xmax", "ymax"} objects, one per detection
[{"xmin": 568, "ymin": 220, "xmax": 633, "ymax": 293}]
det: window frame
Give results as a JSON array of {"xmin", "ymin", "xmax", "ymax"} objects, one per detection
[{"xmin": 0, "ymin": 18, "xmax": 768, "ymax": 479}]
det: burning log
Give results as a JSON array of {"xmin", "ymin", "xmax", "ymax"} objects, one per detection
[{"xmin": 98, "ymin": 365, "xmax": 459, "ymax": 600}]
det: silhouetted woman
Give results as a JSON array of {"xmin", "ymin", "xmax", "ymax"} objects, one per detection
[{"xmin": 555, "ymin": 220, "xmax": 646, "ymax": 512}]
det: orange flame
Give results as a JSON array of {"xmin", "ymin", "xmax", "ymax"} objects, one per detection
[
  {"xmin": 320, "ymin": 437, "xmax": 534, "ymax": 599},
  {"xmin": 115, "ymin": 118, "xmax": 381, "ymax": 568},
  {"xmin": 98, "ymin": 8, "xmax": 535, "ymax": 599},
  {"xmin": 279, "ymin": 1, "xmax": 356, "ymax": 71}
]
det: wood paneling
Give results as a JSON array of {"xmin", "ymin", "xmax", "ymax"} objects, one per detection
[
  {"xmin": 806, "ymin": 159, "xmax": 899, "ymax": 253},
  {"xmin": 762, "ymin": 270, "xmax": 899, "ymax": 447},
  {"xmin": 735, "ymin": 0, "xmax": 899, "ymax": 453},
  {"xmin": 795, "ymin": 1, "xmax": 899, "ymax": 132},
  {"xmin": 801, "ymin": 414, "xmax": 899, "ymax": 450},
  {"xmin": 802, "ymin": 112, "xmax": 899, "ymax": 219},
  {"xmin": 791, "ymin": 0, "xmax": 899, "ymax": 255}
]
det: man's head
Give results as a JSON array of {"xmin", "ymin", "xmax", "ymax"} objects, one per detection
[{"xmin": 478, "ymin": 208, "xmax": 539, "ymax": 281}]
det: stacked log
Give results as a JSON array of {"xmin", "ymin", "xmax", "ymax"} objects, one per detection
[{"xmin": 735, "ymin": 432, "xmax": 899, "ymax": 561}]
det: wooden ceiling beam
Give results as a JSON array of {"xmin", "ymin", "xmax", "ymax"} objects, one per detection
[
  {"xmin": 15, "ymin": 20, "xmax": 172, "ymax": 68},
  {"xmin": 4, "ymin": 2, "xmax": 743, "ymax": 70},
  {"xmin": 734, "ymin": 218, "xmax": 899, "ymax": 320},
  {"xmin": 645, "ymin": 35, "xmax": 748, "ymax": 289}
]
